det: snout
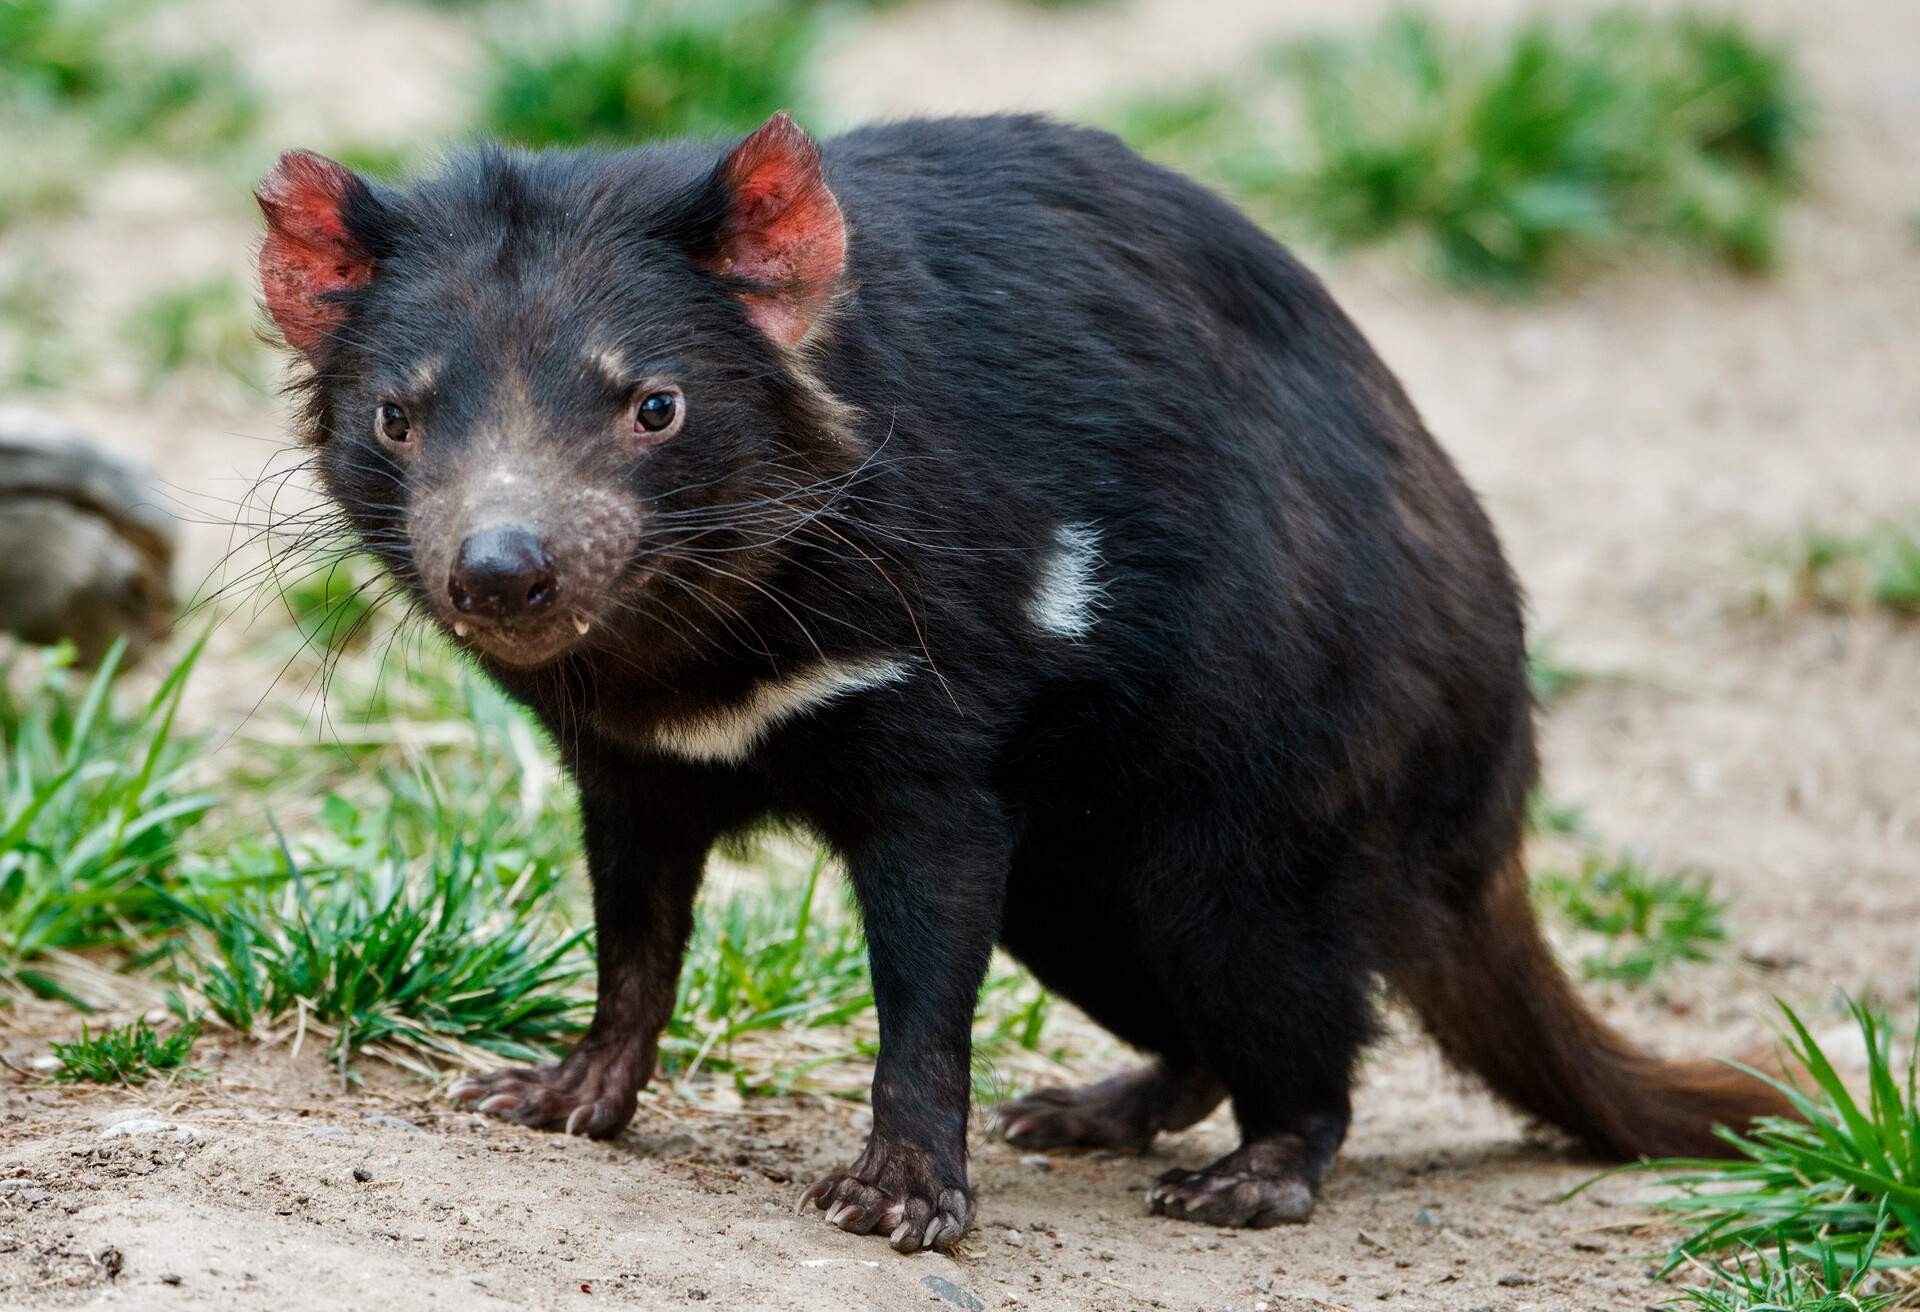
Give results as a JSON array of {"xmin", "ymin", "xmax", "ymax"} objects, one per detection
[
  {"xmin": 449, "ymin": 526, "xmax": 558, "ymax": 624},
  {"xmin": 410, "ymin": 477, "xmax": 640, "ymax": 669}
]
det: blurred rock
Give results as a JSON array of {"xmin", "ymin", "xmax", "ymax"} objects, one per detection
[{"xmin": 0, "ymin": 415, "xmax": 176, "ymax": 666}]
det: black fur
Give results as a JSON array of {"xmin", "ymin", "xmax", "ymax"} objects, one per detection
[{"xmin": 271, "ymin": 114, "xmax": 1783, "ymax": 1250}]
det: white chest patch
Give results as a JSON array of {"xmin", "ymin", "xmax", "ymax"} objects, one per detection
[
  {"xmin": 650, "ymin": 655, "xmax": 915, "ymax": 765},
  {"xmin": 1027, "ymin": 522, "xmax": 1107, "ymax": 639}
]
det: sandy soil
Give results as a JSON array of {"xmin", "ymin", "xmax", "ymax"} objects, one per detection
[{"xmin": 4, "ymin": 0, "xmax": 1919, "ymax": 1308}]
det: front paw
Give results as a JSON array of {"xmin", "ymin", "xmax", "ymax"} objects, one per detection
[
  {"xmin": 450, "ymin": 1048, "xmax": 641, "ymax": 1139},
  {"xmin": 799, "ymin": 1137, "xmax": 974, "ymax": 1253}
]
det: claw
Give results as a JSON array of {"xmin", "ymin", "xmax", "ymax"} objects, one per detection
[
  {"xmin": 477, "ymin": 1093, "xmax": 518, "ymax": 1115},
  {"xmin": 889, "ymin": 1221, "xmax": 913, "ymax": 1250},
  {"xmin": 922, "ymin": 1217, "xmax": 944, "ymax": 1250},
  {"xmin": 449, "ymin": 1080, "xmax": 482, "ymax": 1101},
  {"xmin": 565, "ymin": 1105, "xmax": 592, "ymax": 1137},
  {"xmin": 835, "ymin": 1205, "xmax": 865, "ymax": 1231},
  {"xmin": 825, "ymin": 1202, "xmax": 848, "ymax": 1226},
  {"xmin": 799, "ymin": 1179, "xmax": 831, "ymax": 1213},
  {"xmin": 1002, "ymin": 1119, "xmax": 1032, "ymax": 1143}
]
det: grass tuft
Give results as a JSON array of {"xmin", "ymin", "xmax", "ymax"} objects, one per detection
[
  {"xmin": 1664, "ymin": 1220, "xmax": 1901, "ymax": 1311},
  {"xmin": 1535, "ymin": 852, "xmax": 1727, "ymax": 984},
  {"xmin": 1117, "ymin": 9, "xmax": 1808, "ymax": 289},
  {"xmin": 48, "ymin": 1014, "xmax": 201, "ymax": 1085},
  {"xmin": 1626, "ymin": 995, "xmax": 1920, "ymax": 1299},
  {"xmin": 479, "ymin": 1, "xmax": 814, "ymax": 147},
  {"xmin": 1758, "ymin": 521, "xmax": 1920, "ymax": 620},
  {"xmin": 0, "ymin": 0, "xmax": 258, "ymax": 156},
  {"xmin": 175, "ymin": 796, "xmax": 590, "ymax": 1069},
  {"xmin": 1, "ymin": 638, "xmax": 220, "ymax": 1007}
]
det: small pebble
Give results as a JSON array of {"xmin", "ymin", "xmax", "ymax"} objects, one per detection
[
  {"xmin": 1004, "ymin": 1229, "xmax": 1023, "ymax": 1247},
  {"xmin": 1019, "ymin": 1154, "xmax": 1052, "ymax": 1171},
  {"xmin": 352, "ymin": 1168, "xmax": 373, "ymax": 1183}
]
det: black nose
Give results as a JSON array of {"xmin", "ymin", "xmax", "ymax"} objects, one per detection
[{"xmin": 448, "ymin": 526, "xmax": 557, "ymax": 622}]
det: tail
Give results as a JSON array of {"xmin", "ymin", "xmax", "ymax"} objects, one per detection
[{"xmin": 1393, "ymin": 857, "xmax": 1794, "ymax": 1160}]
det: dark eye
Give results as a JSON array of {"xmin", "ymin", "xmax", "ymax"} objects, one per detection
[
  {"xmin": 636, "ymin": 390, "xmax": 678, "ymax": 434},
  {"xmin": 375, "ymin": 402, "xmax": 411, "ymax": 444}
]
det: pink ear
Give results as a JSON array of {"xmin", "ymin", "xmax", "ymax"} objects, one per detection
[
  {"xmin": 704, "ymin": 113, "xmax": 846, "ymax": 348},
  {"xmin": 256, "ymin": 150, "xmax": 374, "ymax": 362}
]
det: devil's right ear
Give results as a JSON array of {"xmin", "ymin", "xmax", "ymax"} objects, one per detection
[
  {"xmin": 696, "ymin": 112, "xmax": 846, "ymax": 349},
  {"xmin": 256, "ymin": 150, "xmax": 377, "ymax": 365}
]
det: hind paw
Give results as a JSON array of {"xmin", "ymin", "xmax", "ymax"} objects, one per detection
[
  {"xmin": 450, "ymin": 1054, "xmax": 640, "ymax": 1139},
  {"xmin": 1147, "ymin": 1136, "xmax": 1322, "ymax": 1228},
  {"xmin": 993, "ymin": 1062, "xmax": 1224, "ymax": 1153},
  {"xmin": 994, "ymin": 1085, "xmax": 1154, "ymax": 1152}
]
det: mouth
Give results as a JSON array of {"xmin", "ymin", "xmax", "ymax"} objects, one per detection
[{"xmin": 448, "ymin": 609, "xmax": 596, "ymax": 668}]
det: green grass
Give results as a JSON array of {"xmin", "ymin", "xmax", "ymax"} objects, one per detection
[
  {"xmin": 154, "ymin": 610, "xmax": 1063, "ymax": 1089},
  {"xmin": 667, "ymin": 850, "xmax": 1064, "ymax": 1100},
  {"xmin": 665, "ymin": 852, "xmax": 875, "ymax": 1094},
  {"xmin": 0, "ymin": 0, "xmax": 258, "ymax": 157},
  {"xmin": 0, "ymin": 638, "xmax": 221, "ymax": 1007},
  {"xmin": 276, "ymin": 551, "xmax": 388, "ymax": 655},
  {"xmin": 1664, "ymin": 1222, "xmax": 1901, "ymax": 1311},
  {"xmin": 1758, "ymin": 522, "xmax": 1920, "ymax": 619},
  {"xmin": 48, "ymin": 1014, "xmax": 201, "ymax": 1085},
  {"xmin": 1665, "ymin": 1218, "xmax": 1901, "ymax": 1312},
  {"xmin": 1535, "ymin": 852, "xmax": 1728, "ymax": 984},
  {"xmin": 1115, "ymin": 9, "xmax": 1807, "ymax": 290},
  {"xmin": 0, "ymin": 0, "xmax": 123, "ymax": 106},
  {"xmin": 171, "ymin": 669, "xmax": 592, "ymax": 1069},
  {"xmin": 175, "ymin": 817, "xmax": 591, "ymax": 1070},
  {"xmin": 1528, "ymin": 640, "xmax": 1587, "ymax": 706},
  {"xmin": 124, "ymin": 276, "xmax": 269, "ymax": 394},
  {"xmin": 479, "ymin": 0, "xmax": 815, "ymax": 147},
  {"xmin": 1526, "ymin": 790, "xmax": 1587, "ymax": 838},
  {"xmin": 1622, "ymin": 996, "xmax": 1920, "ymax": 1299}
]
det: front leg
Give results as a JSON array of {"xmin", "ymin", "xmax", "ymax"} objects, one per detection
[
  {"xmin": 453, "ymin": 759, "xmax": 721, "ymax": 1137},
  {"xmin": 802, "ymin": 797, "xmax": 1009, "ymax": 1253}
]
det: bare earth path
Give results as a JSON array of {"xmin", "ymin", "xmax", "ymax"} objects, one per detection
[{"xmin": 4, "ymin": 1, "xmax": 1918, "ymax": 1309}]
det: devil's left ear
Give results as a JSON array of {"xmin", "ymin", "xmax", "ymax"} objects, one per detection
[
  {"xmin": 255, "ymin": 149, "xmax": 377, "ymax": 365},
  {"xmin": 701, "ymin": 112, "xmax": 846, "ymax": 349}
]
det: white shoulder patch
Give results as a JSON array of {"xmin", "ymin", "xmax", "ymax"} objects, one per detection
[
  {"xmin": 650, "ymin": 655, "xmax": 915, "ymax": 765},
  {"xmin": 1027, "ymin": 522, "xmax": 1107, "ymax": 639}
]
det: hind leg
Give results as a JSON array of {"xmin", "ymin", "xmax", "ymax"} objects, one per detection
[
  {"xmin": 994, "ymin": 855, "xmax": 1225, "ymax": 1152},
  {"xmin": 996, "ymin": 1059, "xmax": 1225, "ymax": 1152},
  {"xmin": 1146, "ymin": 909, "xmax": 1370, "ymax": 1227}
]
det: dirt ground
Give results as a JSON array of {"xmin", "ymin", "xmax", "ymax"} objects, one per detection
[{"xmin": 4, "ymin": 0, "xmax": 1919, "ymax": 1309}]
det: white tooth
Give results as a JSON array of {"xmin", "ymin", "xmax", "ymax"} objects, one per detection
[
  {"xmin": 572, "ymin": 615, "xmax": 591, "ymax": 636},
  {"xmin": 453, "ymin": 621, "xmax": 469, "ymax": 638}
]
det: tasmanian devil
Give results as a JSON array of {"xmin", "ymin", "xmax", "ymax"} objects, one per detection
[{"xmin": 254, "ymin": 111, "xmax": 1790, "ymax": 1251}]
